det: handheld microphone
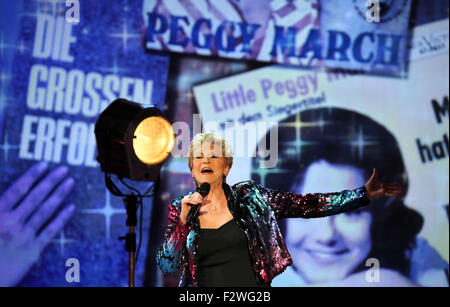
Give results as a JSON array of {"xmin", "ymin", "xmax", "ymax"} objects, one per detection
[{"xmin": 186, "ymin": 182, "xmax": 210, "ymax": 226}]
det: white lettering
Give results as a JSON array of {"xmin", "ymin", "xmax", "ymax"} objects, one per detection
[
  {"xmin": 66, "ymin": 0, "xmax": 80, "ymax": 23},
  {"xmin": 365, "ymin": 258, "xmax": 381, "ymax": 282},
  {"xmin": 65, "ymin": 258, "xmax": 80, "ymax": 282}
]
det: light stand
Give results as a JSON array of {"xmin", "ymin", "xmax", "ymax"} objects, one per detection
[
  {"xmin": 119, "ymin": 195, "xmax": 138, "ymax": 287},
  {"xmin": 94, "ymin": 99, "xmax": 174, "ymax": 287},
  {"xmin": 106, "ymin": 173, "xmax": 156, "ymax": 287}
]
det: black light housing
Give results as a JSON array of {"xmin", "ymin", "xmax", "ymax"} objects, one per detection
[{"xmin": 95, "ymin": 98, "xmax": 174, "ymax": 181}]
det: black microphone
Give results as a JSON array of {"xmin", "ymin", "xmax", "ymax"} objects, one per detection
[{"xmin": 186, "ymin": 182, "xmax": 210, "ymax": 226}]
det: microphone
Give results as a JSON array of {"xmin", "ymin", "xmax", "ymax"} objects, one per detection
[{"xmin": 186, "ymin": 182, "xmax": 210, "ymax": 226}]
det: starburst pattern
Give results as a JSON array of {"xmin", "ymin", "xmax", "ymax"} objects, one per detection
[
  {"xmin": 51, "ymin": 230, "xmax": 76, "ymax": 254},
  {"xmin": 80, "ymin": 190, "xmax": 126, "ymax": 239},
  {"xmin": 0, "ymin": 132, "xmax": 20, "ymax": 162},
  {"xmin": 346, "ymin": 126, "xmax": 379, "ymax": 160},
  {"xmin": 109, "ymin": 19, "xmax": 140, "ymax": 53},
  {"xmin": 278, "ymin": 113, "xmax": 321, "ymax": 161}
]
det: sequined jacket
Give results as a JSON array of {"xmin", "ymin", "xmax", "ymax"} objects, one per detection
[{"xmin": 156, "ymin": 180, "xmax": 370, "ymax": 287}]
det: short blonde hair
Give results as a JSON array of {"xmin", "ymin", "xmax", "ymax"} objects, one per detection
[{"xmin": 188, "ymin": 133, "xmax": 233, "ymax": 174}]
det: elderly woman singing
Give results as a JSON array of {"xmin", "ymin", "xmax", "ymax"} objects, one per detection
[{"xmin": 156, "ymin": 133, "xmax": 404, "ymax": 287}]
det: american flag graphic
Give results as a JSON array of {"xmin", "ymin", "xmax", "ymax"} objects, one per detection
[{"xmin": 143, "ymin": 0, "xmax": 319, "ymax": 67}]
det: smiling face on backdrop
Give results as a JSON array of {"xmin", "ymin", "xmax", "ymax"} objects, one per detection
[{"xmin": 285, "ymin": 160, "xmax": 372, "ymax": 283}]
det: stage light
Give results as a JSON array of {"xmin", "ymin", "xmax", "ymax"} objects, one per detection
[
  {"xmin": 94, "ymin": 98, "xmax": 174, "ymax": 287},
  {"xmin": 133, "ymin": 116, "xmax": 174, "ymax": 165},
  {"xmin": 95, "ymin": 98, "xmax": 174, "ymax": 181}
]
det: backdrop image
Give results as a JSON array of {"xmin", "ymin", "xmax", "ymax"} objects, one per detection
[
  {"xmin": 192, "ymin": 20, "xmax": 449, "ymax": 286},
  {"xmin": 0, "ymin": 0, "xmax": 169, "ymax": 286}
]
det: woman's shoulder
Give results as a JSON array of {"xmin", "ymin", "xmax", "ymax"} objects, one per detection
[
  {"xmin": 231, "ymin": 180, "xmax": 257, "ymax": 191},
  {"xmin": 231, "ymin": 181, "xmax": 271, "ymax": 200}
]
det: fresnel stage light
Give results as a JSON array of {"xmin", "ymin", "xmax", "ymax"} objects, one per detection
[
  {"xmin": 95, "ymin": 98, "xmax": 174, "ymax": 181},
  {"xmin": 94, "ymin": 98, "xmax": 174, "ymax": 287}
]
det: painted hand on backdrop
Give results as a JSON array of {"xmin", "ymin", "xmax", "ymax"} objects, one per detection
[{"xmin": 0, "ymin": 163, "xmax": 75, "ymax": 286}]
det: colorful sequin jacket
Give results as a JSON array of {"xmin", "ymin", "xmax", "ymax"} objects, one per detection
[{"xmin": 156, "ymin": 180, "xmax": 370, "ymax": 287}]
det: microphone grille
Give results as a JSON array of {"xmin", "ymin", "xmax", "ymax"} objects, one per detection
[{"xmin": 198, "ymin": 182, "xmax": 210, "ymax": 197}]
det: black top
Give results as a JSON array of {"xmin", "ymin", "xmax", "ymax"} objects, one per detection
[{"xmin": 198, "ymin": 218, "xmax": 264, "ymax": 287}]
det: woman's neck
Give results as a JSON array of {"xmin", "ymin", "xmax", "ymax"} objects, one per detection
[{"xmin": 203, "ymin": 181, "xmax": 225, "ymax": 202}]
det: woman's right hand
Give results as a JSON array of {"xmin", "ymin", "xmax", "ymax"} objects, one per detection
[{"xmin": 180, "ymin": 192, "xmax": 211, "ymax": 225}]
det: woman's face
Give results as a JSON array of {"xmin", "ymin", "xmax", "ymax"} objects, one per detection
[
  {"xmin": 191, "ymin": 141, "xmax": 230, "ymax": 188},
  {"xmin": 286, "ymin": 160, "xmax": 372, "ymax": 284}
]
